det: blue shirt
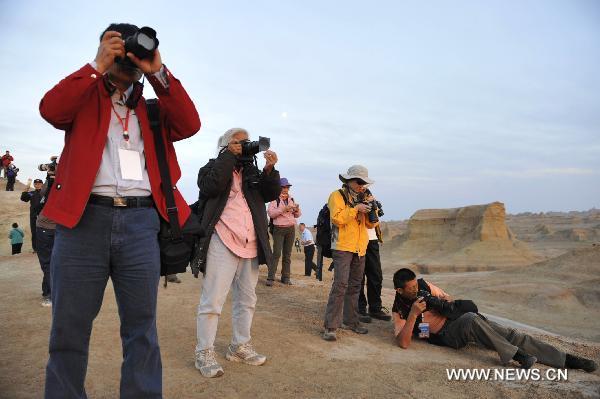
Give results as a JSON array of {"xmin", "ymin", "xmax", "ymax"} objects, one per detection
[{"xmin": 301, "ymin": 228, "xmax": 314, "ymax": 246}]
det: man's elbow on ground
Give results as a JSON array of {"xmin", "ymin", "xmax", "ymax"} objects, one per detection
[{"xmin": 395, "ymin": 335, "xmax": 409, "ymax": 349}]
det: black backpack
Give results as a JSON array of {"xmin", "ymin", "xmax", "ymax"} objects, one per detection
[{"xmin": 315, "ymin": 189, "xmax": 347, "ymax": 258}]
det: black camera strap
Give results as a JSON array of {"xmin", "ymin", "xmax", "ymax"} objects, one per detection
[{"xmin": 145, "ymin": 98, "xmax": 183, "ymax": 241}]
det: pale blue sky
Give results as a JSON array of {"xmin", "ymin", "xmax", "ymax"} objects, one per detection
[{"xmin": 1, "ymin": 0, "xmax": 599, "ymax": 223}]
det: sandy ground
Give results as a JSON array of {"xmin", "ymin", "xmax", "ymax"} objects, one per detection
[{"xmin": 1, "ymin": 252, "xmax": 599, "ymax": 399}]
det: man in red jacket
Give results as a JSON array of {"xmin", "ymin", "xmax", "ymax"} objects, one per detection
[
  {"xmin": 40, "ymin": 23, "xmax": 200, "ymax": 399},
  {"xmin": 1, "ymin": 150, "xmax": 14, "ymax": 178}
]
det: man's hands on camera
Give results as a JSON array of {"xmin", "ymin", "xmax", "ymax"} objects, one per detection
[
  {"xmin": 94, "ymin": 31, "xmax": 125, "ymax": 74},
  {"xmin": 410, "ymin": 298, "xmax": 427, "ymax": 316},
  {"xmin": 355, "ymin": 203, "xmax": 372, "ymax": 213},
  {"xmin": 127, "ymin": 49, "xmax": 163, "ymax": 74},
  {"xmin": 94, "ymin": 31, "xmax": 163, "ymax": 75}
]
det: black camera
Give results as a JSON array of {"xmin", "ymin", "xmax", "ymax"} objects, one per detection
[
  {"xmin": 237, "ymin": 136, "xmax": 270, "ymax": 164},
  {"xmin": 117, "ymin": 27, "xmax": 159, "ymax": 69},
  {"xmin": 241, "ymin": 136, "xmax": 270, "ymax": 157},
  {"xmin": 417, "ymin": 290, "xmax": 453, "ymax": 314},
  {"xmin": 358, "ymin": 189, "xmax": 383, "ymax": 224},
  {"xmin": 38, "ymin": 156, "xmax": 58, "ymax": 176}
]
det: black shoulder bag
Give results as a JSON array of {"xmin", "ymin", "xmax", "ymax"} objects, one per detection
[{"xmin": 146, "ymin": 99, "xmax": 202, "ymax": 285}]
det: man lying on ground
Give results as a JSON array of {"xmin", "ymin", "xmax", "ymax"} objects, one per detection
[{"xmin": 392, "ymin": 268, "xmax": 597, "ymax": 372}]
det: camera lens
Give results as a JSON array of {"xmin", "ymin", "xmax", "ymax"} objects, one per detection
[{"xmin": 137, "ymin": 33, "xmax": 155, "ymax": 51}]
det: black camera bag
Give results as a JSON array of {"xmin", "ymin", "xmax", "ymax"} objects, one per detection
[{"xmin": 146, "ymin": 99, "xmax": 202, "ymax": 284}]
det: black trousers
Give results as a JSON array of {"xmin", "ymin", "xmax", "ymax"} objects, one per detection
[
  {"xmin": 11, "ymin": 243, "xmax": 22, "ymax": 254},
  {"xmin": 30, "ymin": 215, "xmax": 38, "ymax": 252},
  {"xmin": 358, "ymin": 240, "xmax": 383, "ymax": 312},
  {"xmin": 6, "ymin": 176, "xmax": 16, "ymax": 191},
  {"xmin": 36, "ymin": 227, "xmax": 55, "ymax": 297},
  {"xmin": 303, "ymin": 244, "xmax": 317, "ymax": 276}
]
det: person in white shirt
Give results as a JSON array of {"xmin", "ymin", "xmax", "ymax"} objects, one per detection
[{"xmin": 299, "ymin": 223, "xmax": 317, "ymax": 277}]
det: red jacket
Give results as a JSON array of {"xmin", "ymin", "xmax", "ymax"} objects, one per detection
[
  {"xmin": 39, "ymin": 63, "xmax": 200, "ymax": 228},
  {"xmin": 1, "ymin": 155, "xmax": 13, "ymax": 166}
]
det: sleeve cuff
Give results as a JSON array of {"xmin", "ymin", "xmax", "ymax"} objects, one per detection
[{"xmin": 147, "ymin": 64, "xmax": 170, "ymax": 89}]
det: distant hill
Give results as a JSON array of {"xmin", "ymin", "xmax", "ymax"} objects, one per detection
[{"xmin": 381, "ymin": 202, "xmax": 538, "ymax": 273}]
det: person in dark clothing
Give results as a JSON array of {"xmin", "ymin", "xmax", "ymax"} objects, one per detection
[
  {"xmin": 193, "ymin": 128, "xmax": 281, "ymax": 378},
  {"xmin": 299, "ymin": 223, "xmax": 317, "ymax": 276},
  {"xmin": 294, "ymin": 237, "xmax": 301, "ymax": 253},
  {"xmin": 358, "ymin": 225, "xmax": 391, "ymax": 322},
  {"xmin": 20, "ymin": 178, "xmax": 44, "ymax": 252},
  {"xmin": 34, "ymin": 178, "xmax": 56, "ymax": 307},
  {"xmin": 392, "ymin": 268, "xmax": 598, "ymax": 373},
  {"xmin": 5, "ymin": 164, "xmax": 18, "ymax": 191}
]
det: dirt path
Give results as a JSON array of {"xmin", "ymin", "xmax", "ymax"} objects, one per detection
[{"xmin": 1, "ymin": 253, "xmax": 599, "ymax": 398}]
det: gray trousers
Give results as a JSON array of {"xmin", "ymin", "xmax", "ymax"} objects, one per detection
[
  {"xmin": 440, "ymin": 312, "xmax": 566, "ymax": 368},
  {"xmin": 268, "ymin": 225, "xmax": 295, "ymax": 281},
  {"xmin": 323, "ymin": 250, "xmax": 365, "ymax": 329}
]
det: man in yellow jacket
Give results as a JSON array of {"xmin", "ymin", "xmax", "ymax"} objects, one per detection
[{"xmin": 323, "ymin": 165, "xmax": 378, "ymax": 341}]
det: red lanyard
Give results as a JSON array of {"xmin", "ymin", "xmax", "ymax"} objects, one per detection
[{"xmin": 110, "ymin": 102, "xmax": 131, "ymax": 142}]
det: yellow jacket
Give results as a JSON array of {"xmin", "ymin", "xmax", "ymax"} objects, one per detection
[{"xmin": 328, "ymin": 189, "xmax": 378, "ymax": 256}]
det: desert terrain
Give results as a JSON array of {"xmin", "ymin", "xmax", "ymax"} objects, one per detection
[{"xmin": 1, "ymin": 182, "xmax": 599, "ymax": 398}]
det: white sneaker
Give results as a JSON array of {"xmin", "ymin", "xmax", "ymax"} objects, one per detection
[
  {"xmin": 195, "ymin": 348, "xmax": 224, "ymax": 378},
  {"xmin": 225, "ymin": 342, "xmax": 267, "ymax": 366},
  {"xmin": 41, "ymin": 297, "xmax": 52, "ymax": 307}
]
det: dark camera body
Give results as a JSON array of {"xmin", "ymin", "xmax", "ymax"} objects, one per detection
[
  {"xmin": 236, "ymin": 136, "xmax": 270, "ymax": 164},
  {"xmin": 358, "ymin": 189, "xmax": 383, "ymax": 224},
  {"xmin": 417, "ymin": 290, "xmax": 454, "ymax": 314},
  {"xmin": 38, "ymin": 157, "xmax": 58, "ymax": 175},
  {"xmin": 117, "ymin": 27, "xmax": 159, "ymax": 69},
  {"xmin": 233, "ymin": 136, "xmax": 270, "ymax": 189}
]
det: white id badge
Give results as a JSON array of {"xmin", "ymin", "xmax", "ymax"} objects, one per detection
[{"xmin": 118, "ymin": 148, "xmax": 143, "ymax": 181}]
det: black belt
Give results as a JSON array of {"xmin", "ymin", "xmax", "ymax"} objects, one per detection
[{"xmin": 88, "ymin": 194, "xmax": 154, "ymax": 208}]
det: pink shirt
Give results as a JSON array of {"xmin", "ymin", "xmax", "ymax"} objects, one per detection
[
  {"xmin": 267, "ymin": 195, "xmax": 301, "ymax": 227},
  {"xmin": 214, "ymin": 169, "xmax": 258, "ymax": 259}
]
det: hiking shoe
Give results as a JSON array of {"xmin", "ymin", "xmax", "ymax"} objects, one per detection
[
  {"xmin": 516, "ymin": 354, "xmax": 537, "ymax": 369},
  {"xmin": 358, "ymin": 314, "xmax": 372, "ymax": 324},
  {"xmin": 166, "ymin": 274, "xmax": 181, "ymax": 283},
  {"xmin": 566, "ymin": 354, "xmax": 598, "ymax": 372},
  {"xmin": 322, "ymin": 329, "xmax": 337, "ymax": 341},
  {"xmin": 369, "ymin": 308, "xmax": 392, "ymax": 321},
  {"xmin": 195, "ymin": 348, "xmax": 224, "ymax": 378},
  {"xmin": 41, "ymin": 297, "xmax": 52, "ymax": 307},
  {"xmin": 281, "ymin": 279, "xmax": 293, "ymax": 285},
  {"xmin": 342, "ymin": 324, "xmax": 368, "ymax": 334},
  {"xmin": 512, "ymin": 349, "xmax": 536, "ymax": 369},
  {"xmin": 266, "ymin": 279, "xmax": 274, "ymax": 287},
  {"xmin": 226, "ymin": 342, "xmax": 267, "ymax": 366}
]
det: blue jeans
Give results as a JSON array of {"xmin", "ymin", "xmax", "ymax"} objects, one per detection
[{"xmin": 45, "ymin": 204, "xmax": 162, "ymax": 399}]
